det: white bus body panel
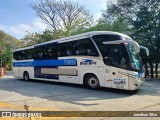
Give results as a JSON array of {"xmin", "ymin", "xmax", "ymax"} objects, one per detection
[
  {"xmin": 13, "ymin": 59, "xmax": 34, "ymax": 79},
  {"xmin": 13, "ymin": 57, "xmax": 143, "ymax": 90},
  {"xmin": 13, "ymin": 31, "xmax": 146, "ymax": 90},
  {"xmin": 110, "ymin": 67, "xmax": 129, "ymax": 90}
]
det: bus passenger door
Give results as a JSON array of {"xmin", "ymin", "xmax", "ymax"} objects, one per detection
[{"xmin": 108, "ymin": 45, "xmax": 129, "ymax": 89}]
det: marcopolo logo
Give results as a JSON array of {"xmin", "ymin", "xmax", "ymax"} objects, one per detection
[{"xmin": 80, "ymin": 59, "xmax": 96, "ymax": 65}]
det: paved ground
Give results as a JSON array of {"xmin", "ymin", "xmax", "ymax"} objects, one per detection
[{"xmin": 0, "ymin": 73, "xmax": 160, "ymax": 120}]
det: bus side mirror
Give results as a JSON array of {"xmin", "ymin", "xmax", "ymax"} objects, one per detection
[
  {"xmin": 103, "ymin": 57, "xmax": 112, "ymax": 65},
  {"xmin": 140, "ymin": 46, "xmax": 149, "ymax": 56}
]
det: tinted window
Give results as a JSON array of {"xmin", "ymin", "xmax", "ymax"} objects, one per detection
[
  {"xmin": 92, "ymin": 35, "xmax": 122, "ymax": 57},
  {"xmin": 33, "ymin": 48, "xmax": 43, "ymax": 59},
  {"xmin": 27, "ymin": 49, "xmax": 34, "ymax": 59},
  {"xmin": 42, "ymin": 46, "xmax": 57, "ymax": 59},
  {"xmin": 73, "ymin": 38, "xmax": 99, "ymax": 56},
  {"xmin": 57, "ymin": 38, "xmax": 98, "ymax": 57},
  {"xmin": 13, "ymin": 50, "xmax": 27, "ymax": 60},
  {"xmin": 57, "ymin": 42, "xmax": 73, "ymax": 57},
  {"xmin": 47, "ymin": 45, "xmax": 57, "ymax": 58},
  {"xmin": 109, "ymin": 45, "xmax": 128, "ymax": 69},
  {"xmin": 33, "ymin": 45, "xmax": 57, "ymax": 59},
  {"xmin": 13, "ymin": 38, "xmax": 99, "ymax": 60},
  {"xmin": 14, "ymin": 45, "xmax": 57, "ymax": 60},
  {"xmin": 13, "ymin": 52, "xmax": 18, "ymax": 60}
]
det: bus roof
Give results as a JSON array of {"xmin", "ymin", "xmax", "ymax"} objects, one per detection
[{"xmin": 13, "ymin": 31, "xmax": 132, "ymax": 52}]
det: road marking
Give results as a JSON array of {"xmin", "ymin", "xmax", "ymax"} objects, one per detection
[
  {"xmin": 0, "ymin": 102, "xmax": 75, "ymax": 120},
  {"xmin": 0, "ymin": 117, "xmax": 71, "ymax": 120},
  {"xmin": 0, "ymin": 102, "xmax": 57, "ymax": 111}
]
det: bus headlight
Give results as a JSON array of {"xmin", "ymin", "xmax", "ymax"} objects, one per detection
[{"xmin": 135, "ymin": 72, "xmax": 145, "ymax": 81}]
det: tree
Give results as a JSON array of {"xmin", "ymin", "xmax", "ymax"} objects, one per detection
[
  {"xmin": 22, "ymin": 29, "xmax": 63, "ymax": 46},
  {"xmin": 0, "ymin": 30, "xmax": 22, "ymax": 70},
  {"xmin": 103, "ymin": 0, "xmax": 160, "ymax": 78},
  {"xmin": 72, "ymin": 17, "xmax": 131, "ymax": 35},
  {"xmin": 31, "ymin": 0, "xmax": 93, "ymax": 36}
]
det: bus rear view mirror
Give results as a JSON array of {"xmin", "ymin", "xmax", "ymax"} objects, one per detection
[
  {"xmin": 102, "ymin": 40, "xmax": 140, "ymax": 53},
  {"xmin": 140, "ymin": 46, "xmax": 149, "ymax": 56},
  {"xmin": 103, "ymin": 57, "xmax": 112, "ymax": 65}
]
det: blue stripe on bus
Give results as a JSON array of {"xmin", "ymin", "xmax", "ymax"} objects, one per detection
[{"xmin": 13, "ymin": 59, "xmax": 77, "ymax": 67}]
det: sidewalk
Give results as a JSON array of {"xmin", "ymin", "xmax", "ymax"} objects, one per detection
[
  {"xmin": 0, "ymin": 71, "xmax": 14, "ymax": 79},
  {"xmin": 145, "ymin": 78, "xmax": 160, "ymax": 81}
]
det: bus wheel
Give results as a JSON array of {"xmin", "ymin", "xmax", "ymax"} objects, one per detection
[
  {"xmin": 23, "ymin": 72, "xmax": 30, "ymax": 81},
  {"xmin": 85, "ymin": 74, "xmax": 99, "ymax": 89}
]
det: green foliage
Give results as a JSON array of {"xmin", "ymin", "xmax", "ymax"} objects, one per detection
[
  {"xmin": 103, "ymin": 0, "xmax": 160, "ymax": 56},
  {"xmin": 22, "ymin": 29, "xmax": 64, "ymax": 46},
  {"xmin": 1, "ymin": 0, "xmax": 159, "ymax": 78},
  {"xmin": 103, "ymin": 0, "xmax": 160, "ymax": 77},
  {"xmin": 22, "ymin": 17, "xmax": 131, "ymax": 48},
  {"xmin": 72, "ymin": 17, "xmax": 131, "ymax": 35},
  {"xmin": 0, "ymin": 30, "xmax": 22, "ymax": 70},
  {"xmin": 23, "ymin": 17, "xmax": 130, "ymax": 44}
]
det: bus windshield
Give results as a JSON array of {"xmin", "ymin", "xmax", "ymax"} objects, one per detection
[{"xmin": 126, "ymin": 43, "xmax": 142, "ymax": 72}]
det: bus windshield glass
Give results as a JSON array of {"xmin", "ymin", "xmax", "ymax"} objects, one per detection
[{"xmin": 126, "ymin": 43, "xmax": 142, "ymax": 71}]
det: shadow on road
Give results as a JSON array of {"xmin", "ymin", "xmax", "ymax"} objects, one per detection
[{"xmin": 0, "ymin": 74, "xmax": 159, "ymax": 107}]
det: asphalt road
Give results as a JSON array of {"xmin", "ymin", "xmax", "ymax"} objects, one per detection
[{"xmin": 0, "ymin": 73, "xmax": 160, "ymax": 120}]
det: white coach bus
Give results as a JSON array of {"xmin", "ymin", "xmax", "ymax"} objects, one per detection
[{"xmin": 13, "ymin": 31, "xmax": 149, "ymax": 90}]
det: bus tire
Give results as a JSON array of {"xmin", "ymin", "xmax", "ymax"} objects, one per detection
[
  {"xmin": 23, "ymin": 72, "xmax": 30, "ymax": 81},
  {"xmin": 84, "ymin": 74, "xmax": 99, "ymax": 89}
]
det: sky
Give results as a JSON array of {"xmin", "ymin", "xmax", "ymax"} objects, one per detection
[{"xmin": 0, "ymin": 0, "xmax": 108, "ymax": 39}]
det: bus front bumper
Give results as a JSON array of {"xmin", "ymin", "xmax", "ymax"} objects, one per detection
[{"xmin": 130, "ymin": 77, "xmax": 145, "ymax": 91}]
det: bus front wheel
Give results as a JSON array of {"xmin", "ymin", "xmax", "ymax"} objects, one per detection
[
  {"xmin": 23, "ymin": 72, "xmax": 30, "ymax": 81},
  {"xmin": 84, "ymin": 74, "xmax": 99, "ymax": 89}
]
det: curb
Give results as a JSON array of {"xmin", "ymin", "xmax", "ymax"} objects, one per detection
[{"xmin": 145, "ymin": 78, "xmax": 160, "ymax": 81}]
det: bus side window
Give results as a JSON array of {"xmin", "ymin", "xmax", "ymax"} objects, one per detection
[
  {"xmin": 73, "ymin": 41, "xmax": 80, "ymax": 55},
  {"xmin": 33, "ymin": 48, "xmax": 43, "ymax": 59},
  {"xmin": 57, "ymin": 43, "xmax": 66, "ymax": 57},
  {"xmin": 57, "ymin": 42, "xmax": 73, "ymax": 57},
  {"xmin": 92, "ymin": 35, "xmax": 121, "ymax": 57},
  {"xmin": 73, "ymin": 38, "xmax": 99, "ymax": 56},
  {"xmin": 13, "ymin": 52, "xmax": 19, "ymax": 60},
  {"xmin": 109, "ymin": 45, "xmax": 128, "ymax": 69},
  {"xmin": 44, "ymin": 45, "xmax": 57, "ymax": 59},
  {"xmin": 27, "ymin": 49, "xmax": 34, "ymax": 59},
  {"xmin": 50, "ymin": 46, "xmax": 57, "ymax": 58},
  {"xmin": 43, "ymin": 47, "xmax": 50, "ymax": 58},
  {"xmin": 15, "ymin": 50, "xmax": 27, "ymax": 60}
]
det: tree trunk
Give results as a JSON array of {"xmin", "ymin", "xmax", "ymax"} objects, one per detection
[
  {"xmin": 149, "ymin": 60, "xmax": 154, "ymax": 78},
  {"xmin": 155, "ymin": 63, "xmax": 159, "ymax": 78},
  {"xmin": 144, "ymin": 61, "xmax": 149, "ymax": 78}
]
